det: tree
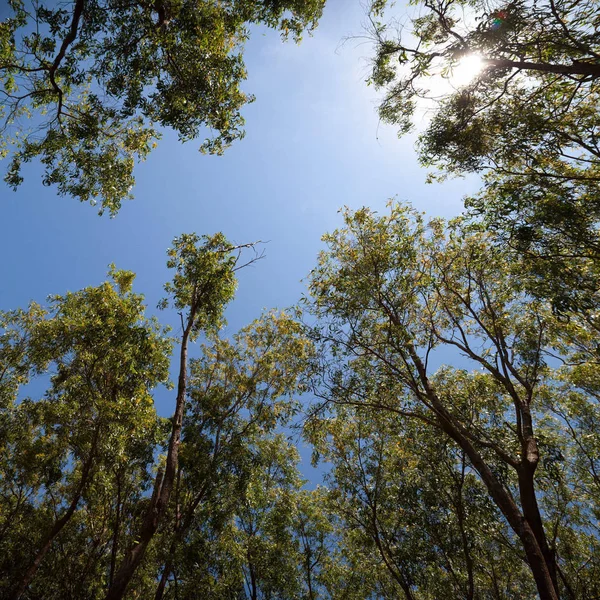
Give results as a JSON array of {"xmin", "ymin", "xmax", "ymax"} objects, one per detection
[
  {"xmin": 0, "ymin": 0, "xmax": 325, "ymax": 214},
  {"xmin": 367, "ymin": 0, "xmax": 600, "ymax": 312},
  {"xmin": 305, "ymin": 403, "xmax": 536, "ymax": 600},
  {"xmin": 151, "ymin": 311, "xmax": 316, "ymax": 599},
  {"xmin": 106, "ymin": 232, "xmax": 262, "ymax": 599},
  {"xmin": 303, "ymin": 202, "xmax": 600, "ymax": 600},
  {"xmin": 0, "ymin": 268, "xmax": 172, "ymax": 600},
  {"xmin": 0, "ymin": 238, "xmax": 335, "ymax": 599}
]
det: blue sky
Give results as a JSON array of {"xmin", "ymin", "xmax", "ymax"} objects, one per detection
[{"xmin": 1, "ymin": 0, "xmax": 480, "ymax": 454}]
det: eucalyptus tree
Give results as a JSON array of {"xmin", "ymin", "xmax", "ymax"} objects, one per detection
[
  {"xmin": 151, "ymin": 312, "xmax": 316, "ymax": 599},
  {"xmin": 106, "ymin": 232, "xmax": 262, "ymax": 599},
  {"xmin": 305, "ymin": 402, "xmax": 536, "ymax": 600},
  {"xmin": 303, "ymin": 202, "xmax": 600, "ymax": 600},
  {"xmin": 180, "ymin": 435, "xmax": 307, "ymax": 600},
  {"xmin": 0, "ymin": 236, "xmax": 332, "ymax": 599},
  {"xmin": 0, "ymin": 0, "xmax": 325, "ymax": 214},
  {"xmin": 367, "ymin": 0, "xmax": 600, "ymax": 311},
  {"xmin": 0, "ymin": 268, "xmax": 172, "ymax": 600}
]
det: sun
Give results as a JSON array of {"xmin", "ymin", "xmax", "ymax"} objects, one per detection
[
  {"xmin": 414, "ymin": 53, "xmax": 485, "ymax": 116},
  {"xmin": 450, "ymin": 54, "xmax": 484, "ymax": 88},
  {"xmin": 418, "ymin": 54, "xmax": 485, "ymax": 102}
]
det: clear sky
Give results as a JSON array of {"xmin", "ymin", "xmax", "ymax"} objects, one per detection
[{"xmin": 1, "ymin": 0, "xmax": 480, "ymax": 440}]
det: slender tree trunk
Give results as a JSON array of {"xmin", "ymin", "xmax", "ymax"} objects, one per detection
[
  {"xmin": 456, "ymin": 454, "xmax": 475, "ymax": 600},
  {"xmin": 106, "ymin": 320, "xmax": 193, "ymax": 600},
  {"xmin": 518, "ymin": 463, "xmax": 558, "ymax": 587},
  {"xmin": 490, "ymin": 563, "xmax": 502, "ymax": 600},
  {"xmin": 518, "ymin": 402, "xmax": 559, "ymax": 591},
  {"xmin": 249, "ymin": 560, "xmax": 258, "ymax": 600},
  {"xmin": 109, "ymin": 473, "xmax": 123, "ymax": 587},
  {"xmin": 305, "ymin": 556, "xmax": 315, "ymax": 600},
  {"xmin": 154, "ymin": 554, "xmax": 174, "ymax": 600},
  {"xmin": 398, "ymin": 579, "xmax": 417, "ymax": 600},
  {"xmin": 12, "ymin": 428, "xmax": 99, "ymax": 600},
  {"xmin": 406, "ymin": 346, "xmax": 561, "ymax": 600},
  {"xmin": 154, "ymin": 475, "xmax": 216, "ymax": 600},
  {"xmin": 154, "ymin": 432, "xmax": 222, "ymax": 600},
  {"xmin": 300, "ymin": 527, "xmax": 316, "ymax": 600},
  {"xmin": 371, "ymin": 513, "xmax": 416, "ymax": 600}
]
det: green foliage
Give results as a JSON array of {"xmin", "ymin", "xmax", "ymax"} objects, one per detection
[
  {"xmin": 3, "ymin": 219, "xmax": 600, "ymax": 598},
  {"xmin": 0, "ymin": 0, "xmax": 325, "ymax": 214},
  {"xmin": 367, "ymin": 0, "xmax": 600, "ymax": 313},
  {"xmin": 160, "ymin": 232, "xmax": 239, "ymax": 338},
  {"xmin": 4, "ymin": 1, "xmax": 600, "ymax": 596},
  {"xmin": 0, "ymin": 243, "xmax": 331, "ymax": 599},
  {"xmin": 307, "ymin": 406, "xmax": 536, "ymax": 599},
  {"xmin": 0, "ymin": 270, "xmax": 172, "ymax": 599},
  {"xmin": 151, "ymin": 311, "xmax": 317, "ymax": 599},
  {"xmin": 302, "ymin": 202, "xmax": 600, "ymax": 599}
]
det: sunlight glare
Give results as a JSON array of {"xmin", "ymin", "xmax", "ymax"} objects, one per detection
[{"xmin": 451, "ymin": 54, "xmax": 484, "ymax": 88}]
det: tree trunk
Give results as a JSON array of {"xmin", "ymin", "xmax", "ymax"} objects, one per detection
[
  {"xmin": 439, "ymin": 416, "xmax": 560, "ymax": 600},
  {"xmin": 456, "ymin": 454, "xmax": 475, "ymax": 600},
  {"xmin": 105, "ymin": 321, "xmax": 192, "ymax": 600},
  {"xmin": 406, "ymin": 346, "xmax": 561, "ymax": 600},
  {"xmin": 109, "ymin": 473, "xmax": 123, "ymax": 587},
  {"xmin": 518, "ymin": 463, "xmax": 558, "ymax": 587},
  {"xmin": 154, "ymin": 475, "xmax": 216, "ymax": 600},
  {"xmin": 518, "ymin": 402, "xmax": 559, "ymax": 592},
  {"xmin": 12, "ymin": 428, "xmax": 99, "ymax": 600},
  {"xmin": 154, "ymin": 555, "xmax": 174, "ymax": 600}
]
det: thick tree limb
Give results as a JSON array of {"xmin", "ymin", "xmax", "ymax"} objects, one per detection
[{"xmin": 485, "ymin": 57, "xmax": 600, "ymax": 79}]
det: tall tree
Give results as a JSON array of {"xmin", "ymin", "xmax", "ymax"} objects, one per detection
[
  {"xmin": 0, "ymin": 243, "xmax": 336, "ymax": 599},
  {"xmin": 367, "ymin": 0, "xmax": 600, "ymax": 311},
  {"xmin": 152, "ymin": 311, "xmax": 316, "ymax": 599},
  {"xmin": 0, "ymin": 268, "xmax": 171, "ymax": 600},
  {"xmin": 105, "ymin": 233, "xmax": 263, "ymax": 599},
  {"xmin": 306, "ymin": 390, "xmax": 539, "ymax": 599},
  {"xmin": 0, "ymin": 0, "xmax": 325, "ymax": 214},
  {"xmin": 303, "ymin": 202, "xmax": 600, "ymax": 600}
]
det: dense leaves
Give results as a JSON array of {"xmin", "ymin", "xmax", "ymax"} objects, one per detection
[
  {"xmin": 0, "ymin": 240, "xmax": 328, "ymax": 599},
  {"xmin": 0, "ymin": 269, "xmax": 172, "ymax": 599},
  {"xmin": 2, "ymin": 1, "xmax": 600, "ymax": 598},
  {"xmin": 302, "ymin": 203, "xmax": 600, "ymax": 600},
  {"xmin": 368, "ymin": 0, "xmax": 600, "ymax": 312},
  {"xmin": 0, "ymin": 0, "xmax": 325, "ymax": 214},
  {"xmin": 2, "ymin": 214, "xmax": 600, "ymax": 598}
]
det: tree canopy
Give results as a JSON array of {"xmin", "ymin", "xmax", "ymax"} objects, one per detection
[
  {"xmin": 0, "ymin": 240, "xmax": 322, "ymax": 600},
  {"xmin": 4, "ymin": 211, "xmax": 600, "ymax": 598},
  {"xmin": 368, "ymin": 0, "xmax": 600, "ymax": 312},
  {"xmin": 3, "ymin": 1, "xmax": 600, "ymax": 599},
  {"xmin": 0, "ymin": 0, "xmax": 324, "ymax": 214},
  {"xmin": 302, "ymin": 202, "xmax": 600, "ymax": 600}
]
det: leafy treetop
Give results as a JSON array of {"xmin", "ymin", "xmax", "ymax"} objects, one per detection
[{"xmin": 0, "ymin": 0, "xmax": 325, "ymax": 214}]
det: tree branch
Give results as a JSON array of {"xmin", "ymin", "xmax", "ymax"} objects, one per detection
[{"xmin": 484, "ymin": 57, "xmax": 600, "ymax": 79}]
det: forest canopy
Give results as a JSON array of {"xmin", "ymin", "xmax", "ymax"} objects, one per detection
[
  {"xmin": 2, "ymin": 1, "xmax": 600, "ymax": 599},
  {"xmin": 0, "ymin": 0, "xmax": 325, "ymax": 214},
  {"xmin": 368, "ymin": 0, "xmax": 600, "ymax": 313},
  {"xmin": 2, "ymin": 211, "xmax": 600, "ymax": 599}
]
